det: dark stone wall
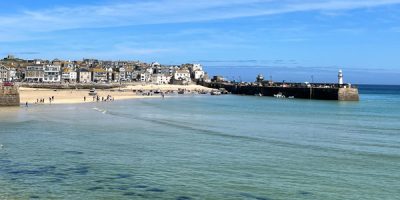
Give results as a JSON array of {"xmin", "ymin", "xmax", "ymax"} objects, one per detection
[{"xmin": 204, "ymin": 82, "xmax": 359, "ymax": 101}]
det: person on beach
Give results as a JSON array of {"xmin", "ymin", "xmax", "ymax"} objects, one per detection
[
  {"xmin": 25, "ymin": 102, "xmax": 28, "ymax": 107},
  {"xmin": 49, "ymin": 97, "xmax": 52, "ymax": 104},
  {"xmin": 84, "ymin": 96, "xmax": 86, "ymax": 102}
]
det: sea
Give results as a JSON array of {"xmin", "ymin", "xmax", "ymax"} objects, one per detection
[{"xmin": 0, "ymin": 85, "xmax": 399, "ymax": 200}]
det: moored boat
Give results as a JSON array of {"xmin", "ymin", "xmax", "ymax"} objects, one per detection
[
  {"xmin": 211, "ymin": 90, "xmax": 221, "ymax": 95},
  {"xmin": 274, "ymin": 92, "xmax": 285, "ymax": 98},
  {"xmin": 89, "ymin": 88, "xmax": 97, "ymax": 96}
]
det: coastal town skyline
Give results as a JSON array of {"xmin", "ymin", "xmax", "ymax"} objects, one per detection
[
  {"xmin": 1, "ymin": 0, "xmax": 400, "ymax": 84},
  {"xmin": 0, "ymin": 55, "xmax": 208, "ymax": 85}
]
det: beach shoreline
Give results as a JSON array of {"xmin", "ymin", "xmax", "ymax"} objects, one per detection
[{"xmin": 19, "ymin": 84, "xmax": 213, "ymax": 105}]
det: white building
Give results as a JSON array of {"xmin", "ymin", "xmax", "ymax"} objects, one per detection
[
  {"xmin": 0, "ymin": 65, "xmax": 10, "ymax": 82},
  {"xmin": 146, "ymin": 67, "xmax": 153, "ymax": 75},
  {"xmin": 191, "ymin": 64, "xmax": 202, "ymax": 71},
  {"xmin": 173, "ymin": 69, "xmax": 191, "ymax": 85},
  {"xmin": 140, "ymin": 72, "xmax": 151, "ymax": 82},
  {"xmin": 43, "ymin": 65, "xmax": 61, "ymax": 83},
  {"xmin": 8, "ymin": 68, "xmax": 17, "ymax": 81},
  {"xmin": 193, "ymin": 70, "xmax": 205, "ymax": 80},
  {"xmin": 62, "ymin": 70, "xmax": 77, "ymax": 82},
  {"xmin": 119, "ymin": 67, "xmax": 126, "ymax": 81},
  {"xmin": 187, "ymin": 64, "xmax": 205, "ymax": 80},
  {"xmin": 174, "ymin": 69, "xmax": 191, "ymax": 81},
  {"xmin": 151, "ymin": 74, "xmax": 170, "ymax": 84}
]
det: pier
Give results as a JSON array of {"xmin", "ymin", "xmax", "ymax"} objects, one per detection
[
  {"xmin": 203, "ymin": 71, "xmax": 359, "ymax": 101},
  {"xmin": 204, "ymin": 82, "xmax": 359, "ymax": 101}
]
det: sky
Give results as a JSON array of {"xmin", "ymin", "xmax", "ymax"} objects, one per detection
[{"xmin": 1, "ymin": 0, "xmax": 400, "ymax": 84}]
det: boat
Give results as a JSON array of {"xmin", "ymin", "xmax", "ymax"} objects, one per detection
[
  {"xmin": 211, "ymin": 90, "xmax": 221, "ymax": 95},
  {"xmin": 274, "ymin": 92, "xmax": 285, "ymax": 98},
  {"xmin": 218, "ymin": 88, "xmax": 229, "ymax": 94},
  {"xmin": 89, "ymin": 88, "xmax": 97, "ymax": 96}
]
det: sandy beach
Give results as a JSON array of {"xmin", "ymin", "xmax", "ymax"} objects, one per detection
[
  {"xmin": 124, "ymin": 84, "xmax": 213, "ymax": 92},
  {"xmin": 19, "ymin": 84, "xmax": 212, "ymax": 105}
]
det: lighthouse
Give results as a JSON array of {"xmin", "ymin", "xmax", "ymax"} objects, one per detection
[{"xmin": 338, "ymin": 69, "xmax": 343, "ymax": 85}]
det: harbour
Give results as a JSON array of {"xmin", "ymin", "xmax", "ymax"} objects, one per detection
[{"xmin": 1, "ymin": 1, "xmax": 400, "ymax": 199}]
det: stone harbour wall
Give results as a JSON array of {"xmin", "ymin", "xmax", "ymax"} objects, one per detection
[
  {"xmin": 338, "ymin": 88, "xmax": 359, "ymax": 101},
  {"xmin": 0, "ymin": 86, "xmax": 20, "ymax": 106},
  {"xmin": 204, "ymin": 82, "xmax": 360, "ymax": 101}
]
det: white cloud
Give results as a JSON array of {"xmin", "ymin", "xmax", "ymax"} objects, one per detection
[
  {"xmin": 0, "ymin": 0, "xmax": 399, "ymax": 32},
  {"xmin": 1, "ymin": 0, "xmax": 399, "ymax": 59}
]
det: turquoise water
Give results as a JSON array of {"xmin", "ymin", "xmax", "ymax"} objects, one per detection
[{"xmin": 1, "ymin": 85, "xmax": 400, "ymax": 199}]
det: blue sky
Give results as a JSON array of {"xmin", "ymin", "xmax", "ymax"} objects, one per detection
[{"xmin": 1, "ymin": 0, "xmax": 400, "ymax": 84}]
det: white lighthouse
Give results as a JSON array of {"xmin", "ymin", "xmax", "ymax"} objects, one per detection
[{"xmin": 338, "ymin": 69, "xmax": 343, "ymax": 85}]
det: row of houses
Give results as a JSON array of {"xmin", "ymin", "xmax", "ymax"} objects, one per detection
[
  {"xmin": 0, "ymin": 57, "xmax": 209, "ymax": 85},
  {"xmin": 0, "ymin": 65, "xmax": 17, "ymax": 82}
]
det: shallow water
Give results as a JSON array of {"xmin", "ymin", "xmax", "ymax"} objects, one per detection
[{"xmin": 1, "ymin": 85, "xmax": 400, "ymax": 199}]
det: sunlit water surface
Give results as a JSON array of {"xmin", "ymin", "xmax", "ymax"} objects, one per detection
[{"xmin": 1, "ymin": 85, "xmax": 399, "ymax": 199}]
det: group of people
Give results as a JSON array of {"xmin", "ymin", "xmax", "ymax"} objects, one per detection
[
  {"xmin": 26, "ymin": 96, "xmax": 55, "ymax": 107},
  {"xmin": 35, "ymin": 96, "xmax": 55, "ymax": 104}
]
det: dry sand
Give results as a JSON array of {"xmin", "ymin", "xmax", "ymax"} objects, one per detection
[
  {"xmin": 19, "ymin": 84, "xmax": 212, "ymax": 105},
  {"xmin": 125, "ymin": 84, "xmax": 212, "ymax": 91}
]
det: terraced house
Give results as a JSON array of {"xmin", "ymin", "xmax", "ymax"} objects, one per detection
[
  {"xmin": 0, "ymin": 65, "xmax": 10, "ymax": 82},
  {"xmin": 91, "ymin": 68, "xmax": 107, "ymax": 83},
  {"xmin": 43, "ymin": 65, "xmax": 61, "ymax": 82},
  {"xmin": 25, "ymin": 65, "xmax": 45, "ymax": 82},
  {"xmin": 62, "ymin": 68, "xmax": 77, "ymax": 83},
  {"xmin": 77, "ymin": 68, "xmax": 91, "ymax": 83}
]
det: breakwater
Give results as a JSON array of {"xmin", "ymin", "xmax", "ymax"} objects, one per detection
[
  {"xmin": 204, "ymin": 82, "xmax": 359, "ymax": 101},
  {"xmin": 0, "ymin": 85, "xmax": 20, "ymax": 106}
]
